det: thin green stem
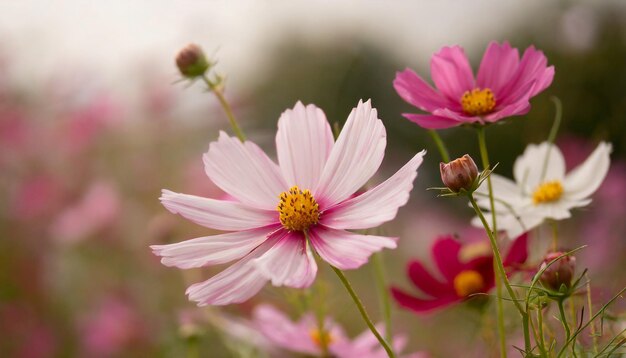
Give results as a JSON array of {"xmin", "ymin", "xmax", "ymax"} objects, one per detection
[
  {"xmin": 536, "ymin": 307, "xmax": 548, "ymax": 356},
  {"xmin": 201, "ymin": 74, "xmax": 246, "ymax": 142},
  {"xmin": 469, "ymin": 194, "xmax": 530, "ymax": 354},
  {"xmin": 428, "ymin": 129, "xmax": 450, "ymax": 163},
  {"xmin": 557, "ymin": 300, "xmax": 572, "ymax": 354},
  {"xmin": 330, "ymin": 265, "xmax": 395, "ymax": 358},
  {"xmin": 586, "ymin": 276, "xmax": 598, "ymax": 355},
  {"xmin": 476, "ymin": 127, "xmax": 511, "ymax": 357},
  {"xmin": 551, "ymin": 221, "xmax": 559, "ymax": 252},
  {"xmin": 372, "ymin": 252, "xmax": 393, "ymax": 346}
]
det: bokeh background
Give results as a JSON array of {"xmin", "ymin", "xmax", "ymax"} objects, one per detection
[{"xmin": 1, "ymin": 1, "xmax": 625, "ymax": 357}]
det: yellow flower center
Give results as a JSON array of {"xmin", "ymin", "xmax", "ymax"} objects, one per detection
[
  {"xmin": 461, "ymin": 88, "xmax": 496, "ymax": 116},
  {"xmin": 453, "ymin": 270, "xmax": 485, "ymax": 298},
  {"xmin": 532, "ymin": 180, "xmax": 564, "ymax": 205},
  {"xmin": 309, "ymin": 329, "xmax": 333, "ymax": 348},
  {"xmin": 277, "ymin": 186, "xmax": 320, "ymax": 231}
]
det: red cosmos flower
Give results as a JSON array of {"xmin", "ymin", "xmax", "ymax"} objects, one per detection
[
  {"xmin": 394, "ymin": 41, "xmax": 554, "ymax": 129},
  {"xmin": 391, "ymin": 233, "xmax": 528, "ymax": 313}
]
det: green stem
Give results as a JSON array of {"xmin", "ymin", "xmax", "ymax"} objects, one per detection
[
  {"xmin": 330, "ymin": 265, "xmax": 395, "ymax": 358},
  {"xmin": 476, "ymin": 127, "xmax": 509, "ymax": 357},
  {"xmin": 536, "ymin": 307, "xmax": 548, "ymax": 357},
  {"xmin": 586, "ymin": 276, "xmax": 598, "ymax": 355},
  {"xmin": 557, "ymin": 299, "xmax": 572, "ymax": 354},
  {"xmin": 469, "ymin": 194, "xmax": 530, "ymax": 354},
  {"xmin": 428, "ymin": 129, "xmax": 450, "ymax": 162},
  {"xmin": 372, "ymin": 252, "xmax": 393, "ymax": 346},
  {"xmin": 201, "ymin": 74, "xmax": 246, "ymax": 142}
]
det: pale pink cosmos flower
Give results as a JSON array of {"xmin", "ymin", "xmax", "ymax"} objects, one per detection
[
  {"xmin": 253, "ymin": 304, "xmax": 427, "ymax": 358},
  {"xmin": 394, "ymin": 41, "xmax": 554, "ymax": 129},
  {"xmin": 151, "ymin": 100, "xmax": 425, "ymax": 306}
]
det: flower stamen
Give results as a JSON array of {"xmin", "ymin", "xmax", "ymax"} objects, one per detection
[
  {"xmin": 277, "ymin": 186, "xmax": 320, "ymax": 232},
  {"xmin": 309, "ymin": 329, "xmax": 333, "ymax": 348},
  {"xmin": 532, "ymin": 181, "xmax": 563, "ymax": 205},
  {"xmin": 461, "ymin": 88, "xmax": 496, "ymax": 116},
  {"xmin": 453, "ymin": 270, "xmax": 485, "ymax": 297}
]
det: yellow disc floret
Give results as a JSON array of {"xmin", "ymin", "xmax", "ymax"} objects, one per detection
[
  {"xmin": 532, "ymin": 180, "xmax": 564, "ymax": 205},
  {"xmin": 461, "ymin": 88, "xmax": 496, "ymax": 116},
  {"xmin": 277, "ymin": 186, "xmax": 320, "ymax": 231},
  {"xmin": 309, "ymin": 329, "xmax": 333, "ymax": 348},
  {"xmin": 453, "ymin": 270, "xmax": 485, "ymax": 298}
]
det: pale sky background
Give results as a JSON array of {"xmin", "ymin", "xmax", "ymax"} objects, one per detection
[{"xmin": 0, "ymin": 0, "xmax": 611, "ymax": 115}]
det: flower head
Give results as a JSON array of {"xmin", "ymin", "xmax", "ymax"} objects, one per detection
[
  {"xmin": 151, "ymin": 100, "xmax": 425, "ymax": 305},
  {"xmin": 176, "ymin": 43, "xmax": 210, "ymax": 78},
  {"xmin": 473, "ymin": 141, "xmax": 612, "ymax": 238},
  {"xmin": 539, "ymin": 251, "xmax": 576, "ymax": 291},
  {"xmin": 394, "ymin": 41, "xmax": 554, "ymax": 129},
  {"xmin": 252, "ymin": 304, "xmax": 426, "ymax": 358},
  {"xmin": 391, "ymin": 232, "xmax": 528, "ymax": 313}
]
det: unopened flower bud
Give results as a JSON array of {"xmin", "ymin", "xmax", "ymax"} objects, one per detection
[
  {"xmin": 176, "ymin": 44, "xmax": 210, "ymax": 78},
  {"xmin": 539, "ymin": 252, "xmax": 576, "ymax": 291},
  {"xmin": 440, "ymin": 154, "xmax": 479, "ymax": 192}
]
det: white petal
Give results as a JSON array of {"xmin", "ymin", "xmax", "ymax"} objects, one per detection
[
  {"xmin": 276, "ymin": 102, "xmax": 334, "ymax": 190},
  {"xmin": 513, "ymin": 142, "xmax": 566, "ymax": 193},
  {"xmin": 309, "ymin": 226, "xmax": 397, "ymax": 270},
  {"xmin": 252, "ymin": 230, "xmax": 318, "ymax": 288},
  {"xmin": 321, "ymin": 151, "xmax": 425, "ymax": 229},
  {"xmin": 314, "ymin": 100, "xmax": 386, "ymax": 207},
  {"xmin": 203, "ymin": 131, "xmax": 287, "ymax": 210},
  {"xmin": 160, "ymin": 190, "xmax": 277, "ymax": 231},
  {"xmin": 563, "ymin": 142, "xmax": 612, "ymax": 200},
  {"xmin": 186, "ymin": 250, "xmax": 270, "ymax": 306},
  {"xmin": 151, "ymin": 225, "xmax": 280, "ymax": 269},
  {"xmin": 475, "ymin": 173, "xmax": 527, "ymax": 212}
]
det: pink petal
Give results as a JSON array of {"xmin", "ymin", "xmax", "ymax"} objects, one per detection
[
  {"xmin": 391, "ymin": 287, "xmax": 459, "ymax": 313},
  {"xmin": 322, "ymin": 151, "xmax": 425, "ymax": 229},
  {"xmin": 406, "ymin": 260, "xmax": 452, "ymax": 298},
  {"xmin": 402, "ymin": 113, "xmax": 463, "ymax": 129},
  {"xmin": 315, "ymin": 100, "xmax": 386, "ymax": 207},
  {"xmin": 393, "ymin": 69, "xmax": 454, "ymax": 112},
  {"xmin": 476, "ymin": 41, "xmax": 520, "ymax": 95},
  {"xmin": 185, "ymin": 250, "xmax": 270, "ymax": 306},
  {"xmin": 252, "ymin": 229, "xmax": 318, "ymax": 288},
  {"xmin": 308, "ymin": 225, "xmax": 397, "ymax": 270},
  {"xmin": 498, "ymin": 46, "xmax": 553, "ymax": 104},
  {"xmin": 430, "ymin": 45, "xmax": 475, "ymax": 102},
  {"xmin": 564, "ymin": 142, "xmax": 612, "ymax": 200},
  {"xmin": 276, "ymin": 102, "xmax": 334, "ymax": 190},
  {"xmin": 483, "ymin": 99, "xmax": 531, "ymax": 123},
  {"xmin": 432, "ymin": 108, "xmax": 482, "ymax": 125},
  {"xmin": 431, "ymin": 237, "xmax": 464, "ymax": 281},
  {"xmin": 150, "ymin": 224, "xmax": 280, "ymax": 269},
  {"xmin": 253, "ymin": 305, "xmax": 320, "ymax": 355},
  {"xmin": 203, "ymin": 131, "xmax": 287, "ymax": 210},
  {"xmin": 160, "ymin": 189, "xmax": 277, "ymax": 231},
  {"xmin": 503, "ymin": 233, "xmax": 529, "ymax": 268}
]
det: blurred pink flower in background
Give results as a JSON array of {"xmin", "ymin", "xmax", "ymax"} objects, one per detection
[
  {"xmin": 253, "ymin": 304, "xmax": 426, "ymax": 358},
  {"xmin": 50, "ymin": 181, "xmax": 121, "ymax": 244},
  {"xmin": 10, "ymin": 175, "xmax": 65, "ymax": 221},
  {"xmin": 391, "ymin": 233, "xmax": 528, "ymax": 313},
  {"xmin": 79, "ymin": 296, "xmax": 144, "ymax": 357},
  {"xmin": 0, "ymin": 304, "xmax": 57, "ymax": 358},
  {"xmin": 152, "ymin": 100, "xmax": 425, "ymax": 306},
  {"xmin": 394, "ymin": 41, "xmax": 554, "ymax": 129}
]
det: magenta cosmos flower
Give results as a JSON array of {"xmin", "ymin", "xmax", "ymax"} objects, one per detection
[
  {"xmin": 253, "ymin": 304, "xmax": 427, "ymax": 358},
  {"xmin": 394, "ymin": 41, "xmax": 554, "ymax": 129},
  {"xmin": 391, "ymin": 233, "xmax": 528, "ymax": 313},
  {"xmin": 152, "ymin": 100, "xmax": 426, "ymax": 306}
]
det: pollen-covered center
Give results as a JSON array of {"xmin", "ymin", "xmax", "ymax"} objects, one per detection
[
  {"xmin": 453, "ymin": 270, "xmax": 485, "ymax": 298},
  {"xmin": 309, "ymin": 329, "xmax": 333, "ymax": 348},
  {"xmin": 532, "ymin": 180, "xmax": 564, "ymax": 205},
  {"xmin": 461, "ymin": 88, "xmax": 496, "ymax": 116},
  {"xmin": 277, "ymin": 186, "xmax": 320, "ymax": 232}
]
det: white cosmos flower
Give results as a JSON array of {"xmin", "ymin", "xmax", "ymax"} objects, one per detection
[{"xmin": 473, "ymin": 141, "xmax": 612, "ymax": 238}]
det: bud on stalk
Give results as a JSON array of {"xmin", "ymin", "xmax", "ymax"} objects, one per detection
[
  {"xmin": 539, "ymin": 251, "xmax": 576, "ymax": 291},
  {"xmin": 440, "ymin": 154, "xmax": 479, "ymax": 192},
  {"xmin": 176, "ymin": 44, "xmax": 210, "ymax": 78}
]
